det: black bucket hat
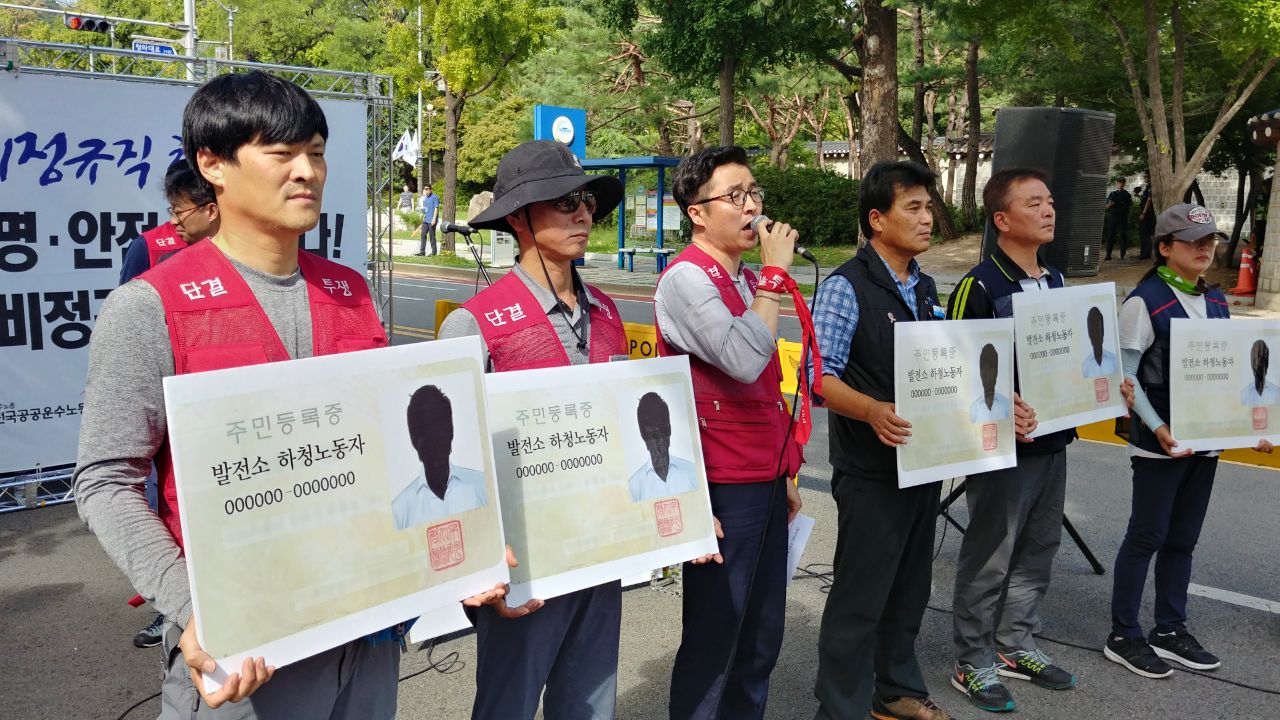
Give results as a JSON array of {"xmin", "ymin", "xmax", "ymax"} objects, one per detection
[{"xmin": 468, "ymin": 140, "xmax": 623, "ymax": 235}]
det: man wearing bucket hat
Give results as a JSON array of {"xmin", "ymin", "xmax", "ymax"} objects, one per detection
[
  {"xmin": 1105, "ymin": 203, "xmax": 1272, "ymax": 679},
  {"xmin": 437, "ymin": 140, "xmax": 629, "ymax": 719}
]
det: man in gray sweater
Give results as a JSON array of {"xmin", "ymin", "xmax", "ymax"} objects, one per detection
[{"xmin": 74, "ymin": 72, "xmax": 507, "ymax": 718}]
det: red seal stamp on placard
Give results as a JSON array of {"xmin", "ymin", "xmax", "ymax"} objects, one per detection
[
  {"xmin": 1253, "ymin": 407, "xmax": 1268, "ymax": 430},
  {"xmin": 426, "ymin": 520, "xmax": 465, "ymax": 571},
  {"xmin": 1095, "ymin": 377, "xmax": 1110, "ymax": 403},
  {"xmin": 982, "ymin": 423, "xmax": 998, "ymax": 451},
  {"xmin": 655, "ymin": 498, "xmax": 683, "ymax": 537}
]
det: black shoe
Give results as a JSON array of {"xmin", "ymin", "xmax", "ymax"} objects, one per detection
[
  {"xmin": 997, "ymin": 649, "xmax": 1076, "ymax": 690},
  {"xmin": 413, "ymin": 252, "xmax": 425, "ymax": 256},
  {"xmin": 1105, "ymin": 255, "xmax": 1113, "ymax": 261},
  {"xmin": 133, "ymin": 613, "xmax": 165, "ymax": 648},
  {"xmin": 1148, "ymin": 629, "xmax": 1221, "ymax": 670},
  {"xmin": 950, "ymin": 663, "xmax": 1015, "ymax": 713},
  {"xmin": 1104, "ymin": 635, "xmax": 1173, "ymax": 678}
]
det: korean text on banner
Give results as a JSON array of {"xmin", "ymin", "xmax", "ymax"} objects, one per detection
[
  {"xmin": 1170, "ymin": 318, "xmax": 1280, "ymax": 453},
  {"xmin": 1012, "ymin": 283, "xmax": 1126, "ymax": 437},
  {"xmin": 163, "ymin": 337, "xmax": 507, "ymax": 688},
  {"xmin": 484, "ymin": 355, "xmax": 718, "ymax": 605},
  {"xmin": 0, "ymin": 72, "xmax": 368, "ymax": 476},
  {"xmin": 894, "ymin": 319, "xmax": 1017, "ymax": 487}
]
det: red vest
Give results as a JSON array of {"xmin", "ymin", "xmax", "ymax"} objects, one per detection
[
  {"xmin": 141, "ymin": 241, "xmax": 387, "ymax": 549},
  {"xmin": 142, "ymin": 221, "xmax": 187, "ymax": 269},
  {"xmin": 657, "ymin": 245, "xmax": 802, "ymax": 483},
  {"xmin": 461, "ymin": 269, "xmax": 626, "ymax": 371}
]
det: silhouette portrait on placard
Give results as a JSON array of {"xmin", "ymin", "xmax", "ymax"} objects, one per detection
[
  {"xmin": 391, "ymin": 384, "xmax": 487, "ymax": 529},
  {"xmin": 1240, "ymin": 339, "xmax": 1280, "ymax": 409},
  {"xmin": 1080, "ymin": 306, "xmax": 1119, "ymax": 378},
  {"xmin": 969, "ymin": 343, "xmax": 1011, "ymax": 423},
  {"xmin": 628, "ymin": 392, "xmax": 696, "ymax": 502}
]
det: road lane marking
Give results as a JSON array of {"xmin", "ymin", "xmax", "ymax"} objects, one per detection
[{"xmin": 1188, "ymin": 584, "xmax": 1280, "ymax": 615}]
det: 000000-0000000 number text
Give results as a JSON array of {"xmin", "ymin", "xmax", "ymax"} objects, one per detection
[{"xmin": 223, "ymin": 471, "xmax": 356, "ymax": 515}]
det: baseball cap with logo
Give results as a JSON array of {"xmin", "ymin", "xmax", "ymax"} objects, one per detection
[
  {"xmin": 1154, "ymin": 203, "xmax": 1223, "ymax": 242},
  {"xmin": 468, "ymin": 140, "xmax": 623, "ymax": 235}
]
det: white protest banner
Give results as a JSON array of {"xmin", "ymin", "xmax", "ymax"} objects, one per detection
[
  {"xmin": 0, "ymin": 71, "xmax": 368, "ymax": 476},
  {"xmin": 895, "ymin": 319, "xmax": 1017, "ymax": 487},
  {"xmin": 1170, "ymin": 318, "xmax": 1280, "ymax": 452},
  {"xmin": 1012, "ymin": 283, "xmax": 1126, "ymax": 436},
  {"xmin": 484, "ymin": 356, "xmax": 718, "ymax": 605},
  {"xmin": 164, "ymin": 338, "xmax": 506, "ymax": 687}
]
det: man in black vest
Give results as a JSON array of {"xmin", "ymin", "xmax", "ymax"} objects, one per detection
[
  {"xmin": 946, "ymin": 168, "xmax": 1077, "ymax": 713},
  {"xmin": 811, "ymin": 161, "xmax": 955, "ymax": 720}
]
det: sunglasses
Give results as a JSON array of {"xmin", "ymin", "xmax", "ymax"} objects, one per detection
[{"xmin": 548, "ymin": 190, "xmax": 597, "ymax": 215}]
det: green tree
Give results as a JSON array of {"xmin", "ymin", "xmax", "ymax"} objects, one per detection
[{"xmin": 386, "ymin": 0, "xmax": 557, "ymax": 251}]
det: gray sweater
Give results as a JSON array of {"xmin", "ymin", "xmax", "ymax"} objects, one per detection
[{"xmin": 73, "ymin": 256, "xmax": 312, "ymax": 628}]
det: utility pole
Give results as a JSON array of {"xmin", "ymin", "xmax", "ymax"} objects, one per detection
[
  {"xmin": 211, "ymin": 0, "xmax": 238, "ymax": 61},
  {"xmin": 183, "ymin": 0, "xmax": 196, "ymax": 79},
  {"xmin": 416, "ymin": 3, "xmax": 425, "ymax": 190}
]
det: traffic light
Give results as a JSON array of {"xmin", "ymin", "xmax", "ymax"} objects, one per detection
[{"xmin": 64, "ymin": 14, "xmax": 112, "ymax": 34}]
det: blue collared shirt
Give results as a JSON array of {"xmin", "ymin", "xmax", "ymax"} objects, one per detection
[{"xmin": 807, "ymin": 246, "xmax": 923, "ymax": 394}]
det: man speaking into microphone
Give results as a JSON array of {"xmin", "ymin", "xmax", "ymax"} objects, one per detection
[{"xmin": 656, "ymin": 145, "xmax": 806, "ymax": 720}]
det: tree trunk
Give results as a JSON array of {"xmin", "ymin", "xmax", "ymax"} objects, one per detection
[
  {"xmin": 441, "ymin": 88, "xmax": 464, "ymax": 254},
  {"xmin": 910, "ymin": 4, "xmax": 926, "ymax": 146},
  {"xmin": 839, "ymin": 91, "xmax": 859, "ymax": 179},
  {"xmin": 944, "ymin": 86, "xmax": 959, "ymax": 203},
  {"xmin": 898, "ymin": 122, "xmax": 960, "ymax": 241},
  {"xmin": 859, "ymin": 0, "xmax": 899, "ymax": 166},
  {"xmin": 960, "ymin": 39, "xmax": 981, "ymax": 226},
  {"xmin": 718, "ymin": 55, "xmax": 736, "ymax": 145},
  {"xmin": 1224, "ymin": 165, "xmax": 1249, "ymax": 269}
]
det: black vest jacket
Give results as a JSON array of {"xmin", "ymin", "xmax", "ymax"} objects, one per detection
[
  {"xmin": 828, "ymin": 243, "xmax": 940, "ymax": 484},
  {"xmin": 962, "ymin": 255, "xmax": 1076, "ymax": 455}
]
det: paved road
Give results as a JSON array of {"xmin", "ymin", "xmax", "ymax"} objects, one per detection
[
  {"xmin": 386, "ymin": 272, "xmax": 806, "ymax": 344},
  {"xmin": 5, "ymin": 331, "xmax": 1278, "ymax": 719}
]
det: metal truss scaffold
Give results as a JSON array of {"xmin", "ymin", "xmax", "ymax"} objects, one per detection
[{"xmin": 0, "ymin": 38, "xmax": 396, "ymax": 512}]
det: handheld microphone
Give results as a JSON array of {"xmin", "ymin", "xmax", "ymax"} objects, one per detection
[
  {"xmin": 750, "ymin": 215, "xmax": 818, "ymax": 263},
  {"xmin": 440, "ymin": 221, "xmax": 476, "ymax": 236}
]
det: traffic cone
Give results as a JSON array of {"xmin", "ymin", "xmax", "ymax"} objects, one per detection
[{"xmin": 1231, "ymin": 243, "xmax": 1257, "ymax": 295}]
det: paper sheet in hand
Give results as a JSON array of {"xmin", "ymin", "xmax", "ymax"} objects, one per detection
[
  {"xmin": 895, "ymin": 319, "xmax": 1017, "ymax": 487},
  {"xmin": 485, "ymin": 356, "xmax": 718, "ymax": 605},
  {"xmin": 163, "ymin": 337, "xmax": 508, "ymax": 686},
  {"xmin": 1170, "ymin": 318, "xmax": 1280, "ymax": 452},
  {"xmin": 1012, "ymin": 283, "xmax": 1126, "ymax": 436},
  {"xmin": 785, "ymin": 513, "xmax": 815, "ymax": 588}
]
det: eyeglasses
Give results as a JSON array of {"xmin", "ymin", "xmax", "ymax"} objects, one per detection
[
  {"xmin": 548, "ymin": 190, "xmax": 597, "ymax": 215},
  {"xmin": 693, "ymin": 187, "xmax": 764, "ymax": 207},
  {"xmin": 168, "ymin": 203, "xmax": 209, "ymax": 227}
]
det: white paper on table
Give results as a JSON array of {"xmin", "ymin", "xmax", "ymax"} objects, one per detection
[
  {"xmin": 1170, "ymin": 318, "xmax": 1280, "ymax": 452},
  {"xmin": 485, "ymin": 355, "xmax": 719, "ymax": 606},
  {"xmin": 1012, "ymin": 283, "xmax": 1127, "ymax": 437},
  {"xmin": 164, "ymin": 337, "xmax": 509, "ymax": 690},
  {"xmin": 895, "ymin": 319, "xmax": 1018, "ymax": 487},
  {"xmin": 785, "ymin": 513, "xmax": 816, "ymax": 588}
]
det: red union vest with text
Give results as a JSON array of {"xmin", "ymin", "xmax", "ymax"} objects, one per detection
[
  {"xmin": 142, "ymin": 221, "xmax": 186, "ymax": 269},
  {"xmin": 461, "ymin": 270, "xmax": 627, "ymax": 371},
  {"xmin": 656, "ymin": 244, "xmax": 802, "ymax": 483},
  {"xmin": 141, "ymin": 241, "xmax": 387, "ymax": 550}
]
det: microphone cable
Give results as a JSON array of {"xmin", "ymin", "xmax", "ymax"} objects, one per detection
[{"xmin": 710, "ymin": 252, "xmax": 820, "ymax": 718}]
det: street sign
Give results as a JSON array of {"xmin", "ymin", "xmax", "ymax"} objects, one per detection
[{"xmin": 131, "ymin": 40, "xmax": 177, "ymax": 56}]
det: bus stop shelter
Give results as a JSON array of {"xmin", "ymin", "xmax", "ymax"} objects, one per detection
[{"xmin": 581, "ymin": 156, "xmax": 682, "ymax": 272}]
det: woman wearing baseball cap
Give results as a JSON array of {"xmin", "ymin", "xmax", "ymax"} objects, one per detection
[{"xmin": 1104, "ymin": 204, "xmax": 1272, "ymax": 679}]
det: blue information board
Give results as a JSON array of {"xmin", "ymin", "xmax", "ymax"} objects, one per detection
[{"xmin": 533, "ymin": 105, "xmax": 586, "ymax": 159}]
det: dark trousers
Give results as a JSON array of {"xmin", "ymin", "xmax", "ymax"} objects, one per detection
[
  {"xmin": 814, "ymin": 473, "xmax": 939, "ymax": 720},
  {"xmin": 1110, "ymin": 455, "xmax": 1217, "ymax": 639},
  {"xmin": 1104, "ymin": 213, "xmax": 1130, "ymax": 258},
  {"xmin": 473, "ymin": 581, "xmax": 621, "ymax": 720},
  {"xmin": 670, "ymin": 478, "xmax": 789, "ymax": 720},
  {"xmin": 418, "ymin": 221, "xmax": 437, "ymax": 255}
]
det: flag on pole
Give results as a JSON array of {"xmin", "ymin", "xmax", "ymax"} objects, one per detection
[
  {"xmin": 392, "ymin": 130, "xmax": 413, "ymax": 165},
  {"xmin": 404, "ymin": 130, "xmax": 421, "ymax": 167}
]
